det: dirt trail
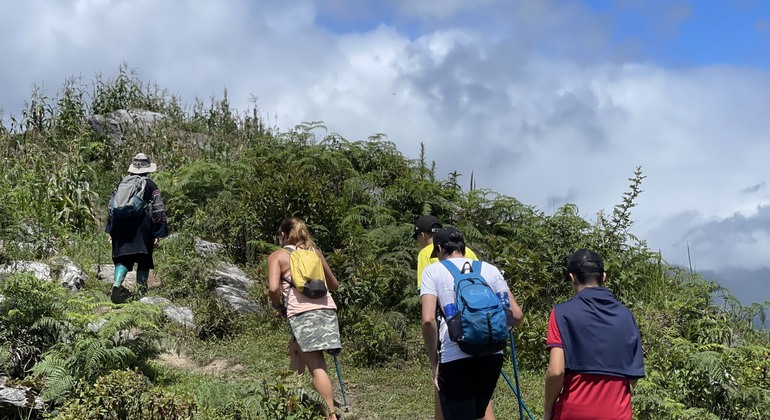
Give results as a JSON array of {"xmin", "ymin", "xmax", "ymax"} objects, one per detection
[{"xmin": 158, "ymin": 351, "xmax": 244, "ymax": 377}]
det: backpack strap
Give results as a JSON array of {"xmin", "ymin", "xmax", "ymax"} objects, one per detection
[
  {"xmin": 470, "ymin": 260, "xmax": 491, "ymax": 286},
  {"xmin": 440, "ymin": 259, "xmax": 466, "ymax": 290},
  {"xmin": 281, "ymin": 246, "xmax": 294, "ymax": 285},
  {"xmin": 442, "ymin": 260, "xmax": 488, "ymax": 286},
  {"xmin": 440, "ymin": 259, "xmax": 462, "ymax": 277}
]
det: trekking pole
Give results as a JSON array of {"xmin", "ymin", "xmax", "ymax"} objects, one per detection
[
  {"xmin": 510, "ymin": 330, "xmax": 524, "ymax": 420},
  {"xmin": 332, "ymin": 353, "xmax": 350, "ymax": 411},
  {"xmin": 501, "ymin": 370, "xmax": 535, "ymax": 420}
]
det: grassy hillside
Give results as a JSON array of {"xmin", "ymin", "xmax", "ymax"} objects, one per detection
[{"xmin": 0, "ymin": 66, "xmax": 768, "ymax": 419}]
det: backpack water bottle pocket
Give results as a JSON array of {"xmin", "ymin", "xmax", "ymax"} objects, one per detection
[{"xmin": 446, "ymin": 312, "xmax": 464, "ymax": 342}]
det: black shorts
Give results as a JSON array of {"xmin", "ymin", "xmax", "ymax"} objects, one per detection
[
  {"xmin": 113, "ymin": 254, "xmax": 153, "ymax": 271},
  {"xmin": 438, "ymin": 354, "xmax": 504, "ymax": 420}
]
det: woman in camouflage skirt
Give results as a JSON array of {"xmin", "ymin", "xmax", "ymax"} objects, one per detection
[{"xmin": 268, "ymin": 217, "xmax": 341, "ymax": 420}]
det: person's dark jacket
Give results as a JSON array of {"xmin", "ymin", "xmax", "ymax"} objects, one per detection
[{"xmin": 105, "ymin": 177, "xmax": 168, "ymax": 257}]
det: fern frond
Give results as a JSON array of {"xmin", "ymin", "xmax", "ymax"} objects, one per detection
[{"xmin": 39, "ymin": 370, "xmax": 77, "ymax": 402}]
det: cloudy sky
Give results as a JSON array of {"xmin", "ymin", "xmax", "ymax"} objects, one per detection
[{"xmin": 2, "ymin": 0, "xmax": 769, "ymax": 304}]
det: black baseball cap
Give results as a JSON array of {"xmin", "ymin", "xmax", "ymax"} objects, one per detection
[
  {"xmin": 430, "ymin": 227, "xmax": 464, "ymax": 258},
  {"xmin": 567, "ymin": 249, "xmax": 605, "ymax": 274},
  {"xmin": 411, "ymin": 215, "xmax": 442, "ymax": 239}
]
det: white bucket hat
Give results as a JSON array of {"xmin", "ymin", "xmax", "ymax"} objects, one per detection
[{"xmin": 127, "ymin": 153, "xmax": 157, "ymax": 174}]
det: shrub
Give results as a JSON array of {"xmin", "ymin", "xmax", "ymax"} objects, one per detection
[
  {"xmin": 346, "ymin": 312, "xmax": 410, "ymax": 367},
  {"xmin": 0, "ymin": 274, "xmax": 74, "ymax": 377},
  {"xmin": 193, "ymin": 295, "xmax": 244, "ymax": 341},
  {"xmin": 30, "ymin": 300, "xmax": 165, "ymax": 403},
  {"xmin": 192, "ymin": 376, "xmax": 326, "ymax": 419},
  {"xmin": 52, "ymin": 370, "xmax": 197, "ymax": 420}
]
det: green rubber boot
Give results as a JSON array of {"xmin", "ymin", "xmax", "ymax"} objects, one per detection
[
  {"xmin": 111, "ymin": 264, "xmax": 129, "ymax": 304},
  {"xmin": 136, "ymin": 270, "xmax": 149, "ymax": 295}
]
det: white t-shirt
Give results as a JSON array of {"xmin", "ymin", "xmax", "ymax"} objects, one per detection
[{"xmin": 420, "ymin": 257, "xmax": 511, "ymax": 363}]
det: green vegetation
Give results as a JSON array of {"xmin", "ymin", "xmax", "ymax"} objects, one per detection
[{"xmin": 0, "ymin": 65, "xmax": 768, "ymax": 419}]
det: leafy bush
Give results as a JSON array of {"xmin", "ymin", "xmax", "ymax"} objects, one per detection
[
  {"xmin": 153, "ymin": 233, "xmax": 218, "ymax": 299},
  {"xmin": 193, "ymin": 295, "xmax": 244, "ymax": 341},
  {"xmin": 346, "ymin": 312, "xmax": 410, "ymax": 367},
  {"xmin": 192, "ymin": 375, "xmax": 326, "ymax": 419},
  {"xmin": 52, "ymin": 370, "xmax": 197, "ymax": 420},
  {"xmin": 30, "ymin": 299, "xmax": 165, "ymax": 403},
  {"xmin": 0, "ymin": 274, "xmax": 75, "ymax": 377}
]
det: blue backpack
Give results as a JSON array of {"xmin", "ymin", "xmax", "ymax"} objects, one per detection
[{"xmin": 441, "ymin": 260, "xmax": 509, "ymax": 356}]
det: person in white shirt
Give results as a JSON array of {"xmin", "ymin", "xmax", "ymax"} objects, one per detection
[{"xmin": 421, "ymin": 227, "xmax": 523, "ymax": 419}]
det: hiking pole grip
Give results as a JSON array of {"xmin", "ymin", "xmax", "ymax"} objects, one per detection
[{"xmin": 332, "ymin": 353, "xmax": 349, "ymax": 411}]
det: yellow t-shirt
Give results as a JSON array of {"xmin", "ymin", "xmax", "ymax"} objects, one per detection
[{"xmin": 416, "ymin": 244, "xmax": 478, "ymax": 289}]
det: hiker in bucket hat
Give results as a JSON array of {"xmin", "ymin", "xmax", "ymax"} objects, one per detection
[{"xmin": 105, "ymin": 153, "xmax": 168, "ymax": 303}]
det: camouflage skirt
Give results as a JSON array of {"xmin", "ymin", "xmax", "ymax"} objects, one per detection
[{"xmin": 288, "ymin": 309, "xmax": 341, "ymax": 353}]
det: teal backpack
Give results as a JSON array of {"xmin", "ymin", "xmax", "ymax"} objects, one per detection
[{"xmin": 442, "ymin": 260, "xmax": 509, "ymax": 356}]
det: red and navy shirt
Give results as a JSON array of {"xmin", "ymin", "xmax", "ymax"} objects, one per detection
[{"xmin": 546, "ymin": 287, "xmax": 645, "ymax": 420}]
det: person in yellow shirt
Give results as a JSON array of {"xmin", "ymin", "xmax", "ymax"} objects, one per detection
[
  {"xmin": 413, "ymin": 215, "xmax": 478, "ymax": 289},
  {"xmin": 411, "ymin": 215, "xmax": 493, "ymax": 420}
]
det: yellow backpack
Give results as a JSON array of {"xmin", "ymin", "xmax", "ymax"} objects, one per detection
[{"xmin": 284, "ymin": 246, "xmax": 328, "ymax": 298}]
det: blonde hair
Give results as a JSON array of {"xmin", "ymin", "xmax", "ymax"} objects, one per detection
[{"xmin": 278, "ymin": 217, "xmax": 316, "ymax": 249}]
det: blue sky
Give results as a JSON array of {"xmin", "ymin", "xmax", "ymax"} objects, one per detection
[
  {"xmin": 314, "ymin": 0, "xmax": 770, "ymax": 68},
  {"xmin": 1, "ymin": 0, "xmax": 769, "ymax": 304},
  {"xmin": 591, "ymin": 0, "xmax": 770, "ymax": 68}
]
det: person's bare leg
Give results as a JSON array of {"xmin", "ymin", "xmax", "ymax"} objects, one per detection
[
  {"xmin": 300, "ymin": 350, "xmax": 337, "ymax": 420},
  {"xmin": 481, "ymin": 400, "xmax": 495, "ymax": 419},
  {"xmin": 435, "ymin": 388, "xmax": 445, "ymax": 420},
  {"xmin": 288, "ymin": 337, "xmax": 305, "ymax": 374}
]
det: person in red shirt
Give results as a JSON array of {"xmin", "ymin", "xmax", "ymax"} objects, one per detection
[{"xmin": 544, "ymin": 249, "xmax": 645, "ymax": 420}]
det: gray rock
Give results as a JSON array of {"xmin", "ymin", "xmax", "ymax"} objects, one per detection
[
  {"xmin": 194, "ymin": 238, "xmax": 224, "ymax": 257},
  {"xmin": 139, "ymin": 296, "xmax": 171, "ymax": 305},
  {"xmin": 49, "ymin": 256, "xmax": 86, "ymax": 291},
  {"xmin": 0, "ymin": 376, "xmax": 43, "ymax": 409},
  {"xmin": 211, "ymin": 262, "xmax": 254, "ymax": 290},
  {"xmin": 87, "ymin": 318, "xmax": 109, "ymax": 333},
  {"xmin": 85, "ymin": 318, "xmax": 136, "ymax": 343},
  {"xmin": 88, "ymin": 109, "xmax": 166, "ymax": 144},
  {"xmin": 0, "ymin": 261, "xmax": 52, "ymax": 281},
  {"xmin": 139, "ymin": 297, "xmax": 195, "ymax": 328},
  {"xmin": 215, "ymin": 285, "xmax": 260, "ymax": 314}
]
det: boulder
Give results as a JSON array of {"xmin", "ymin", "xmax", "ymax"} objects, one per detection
[
  {"xmin": 211, "ymin": 262, "xmax": 254, "ymax": 290},
  {"xmin": 194, "ymin": 238, "xmax": 224, "ymax": 257},
  {"xmin": 0, "ymin": 376, "xmax": 43, "ymax": 410},
  {"xmin": 139, "ymin": 297, "xmax": 195, "ymax": 328},
  {"xmin": 88, "ymin": 109, "xmax": 166, "ymax": 144},
  {"xmin": 0, "ymin": 261, "xmax": 52, "ymax": 281},
  {"xmin": 49, "ymin": 256, "xmax": 86, "ymax": 291},
  {"xmin": 87, "ymin": 318, "xmax": 109, "ymax": 333},
  {"xmin": 215, "ymin": 285, "xmax": 260, "ymax": 314}
]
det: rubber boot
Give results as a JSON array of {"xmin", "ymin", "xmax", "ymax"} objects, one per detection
[
  {"xmin": 136, "ymin": 270, "xmax": 149, "ymax": 295},
  {"xmin": 111, "ymin": 264, "xmax": 129, "ymax": 304}
]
